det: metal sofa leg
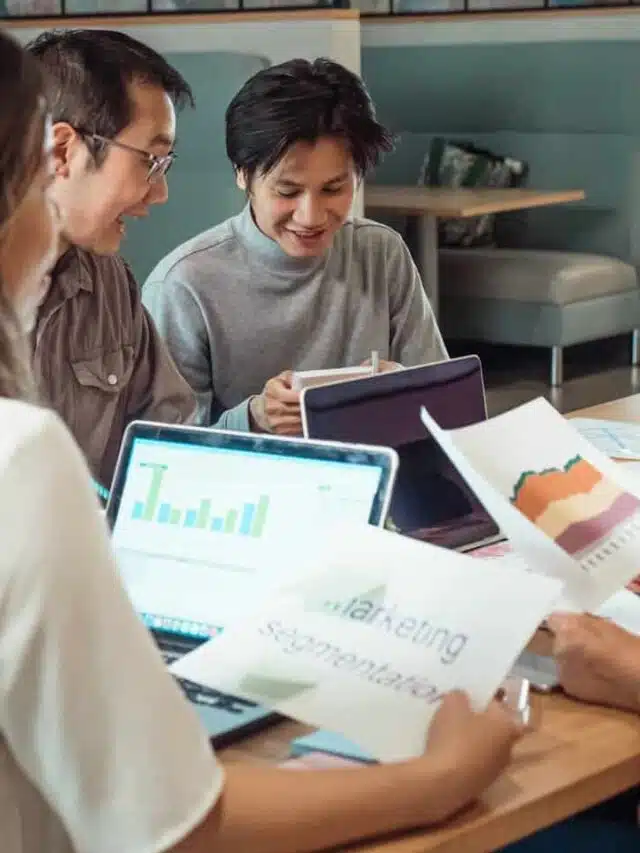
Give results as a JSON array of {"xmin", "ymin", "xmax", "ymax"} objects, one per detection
[
  {"xmin": 550, "ymin": 346, "xmax": 563, "ymax": 387},
  {"xmin": 632, "ymin": 329, "xmax": 640, "ymax": 366}
]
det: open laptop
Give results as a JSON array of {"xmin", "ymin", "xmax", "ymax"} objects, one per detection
[
  {"xmin": 106, "ymin": 421, "xmax": 398, "ymax": 746},
  {"xmin": 301, "ymin": 355, "xmax": 503, "ymax": 554}
]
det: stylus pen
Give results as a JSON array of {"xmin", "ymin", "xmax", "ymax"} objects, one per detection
[{"xmin": 370, "ymin": 350, "xmax": 380, "ymax": 375}]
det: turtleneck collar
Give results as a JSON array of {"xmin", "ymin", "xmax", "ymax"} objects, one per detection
[{"xmin": 232, "ymin": 204, "xmax": 326, "ymax": 280}]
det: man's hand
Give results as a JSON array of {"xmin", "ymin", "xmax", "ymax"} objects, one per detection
[
  {"xmin": 249, "ymin": 371, "xmax": 302, "ymax": 436},
  {"xmin": 548, "ymin": 612, "xmax": 640, "ymax": 713}
]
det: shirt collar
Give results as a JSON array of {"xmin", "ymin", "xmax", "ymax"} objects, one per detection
[
  {"xmin": 234, "ymin": 204, "xmax": 326, "ymax": 281},
  {"xmin": 51, "ymin": 246, "xmax": 95, "ymax": 299}
]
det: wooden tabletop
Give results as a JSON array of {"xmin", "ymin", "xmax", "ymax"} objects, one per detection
[
  {"xmin": 569, "ymin": 394, "xmax": 640, "ymax": 424},
  {"xmin": 222, "ymin": 695, "xmax": 640, "ymax": 853},
  {"xmin": 364, "ymin": 186, "xmax": 586, "ymax": 218},
  {"xmin": 221, "ymin": 393, "xmax": 640, "ymax": 853}
]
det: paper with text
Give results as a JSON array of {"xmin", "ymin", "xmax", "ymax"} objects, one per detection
[
  {"xmin": 171, "ymin": 524, "xmax": 560, "ymax": 762},
  {"xmin": 421, "ymin": 398, "xmax": 640, "ymax": 611}
]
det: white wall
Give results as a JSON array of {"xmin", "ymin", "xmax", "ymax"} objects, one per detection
[{"xmin": 8, "ymin": 12, "xmax": 361, "ymax": 70}]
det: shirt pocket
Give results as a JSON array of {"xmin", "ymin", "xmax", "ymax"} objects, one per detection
[{"xmin": 70, "ymin": 345, "xmax": 135, "ymax": 394}]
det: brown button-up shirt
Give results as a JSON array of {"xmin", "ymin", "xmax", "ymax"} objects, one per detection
[{"xmin": 32, "ymin": 247, "xmax": 196, "ymax": 488}]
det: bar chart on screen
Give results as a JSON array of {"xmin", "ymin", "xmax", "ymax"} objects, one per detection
[
  {"xmin": 111, "ymin": 437, "xmax": 381, "ymax": 628},
  {"xmin": 129, "ymin": 461, "xmax": 271, "ymax": 539}
]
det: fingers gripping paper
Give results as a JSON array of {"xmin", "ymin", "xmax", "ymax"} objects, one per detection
[{"xmin": 171, "ymin": 525, "xmax": 560, "ymax": 762}]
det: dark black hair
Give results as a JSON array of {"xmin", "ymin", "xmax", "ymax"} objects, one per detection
[
  {"xmin": 26, "ymin": 29, "xmax": 193, "ymax": 161},
  {"xmin": 225, "ymin": 58, "xmax": 395, "ymax": 184}
]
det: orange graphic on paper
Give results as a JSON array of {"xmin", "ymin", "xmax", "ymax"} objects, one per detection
[{"xmin": 511, "ymin": 455, "xmax": 640, "ymax": 557}]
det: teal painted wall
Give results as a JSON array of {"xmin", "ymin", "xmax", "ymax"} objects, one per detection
[
  {"xmin": 362, "ymin": 42, "xmax": 640, "ymax": 134},
  {"xmin": 122, "ymin": 51, "xmax": 268, "ymax": 282},
  {"xmin": 362, "ymin": 41, "xmax": 640, "ymax": 266}
]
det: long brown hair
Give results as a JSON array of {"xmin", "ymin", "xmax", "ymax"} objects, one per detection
[{"xmin": 0, "ymin": 31, "xmax": 47, "ymax": 400}]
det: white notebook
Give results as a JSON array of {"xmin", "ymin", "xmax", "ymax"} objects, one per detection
[{"xmin": 291, "ymin": 366, "xmax": 372, "ymax": 392}]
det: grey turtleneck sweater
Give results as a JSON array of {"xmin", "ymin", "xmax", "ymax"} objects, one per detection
[{"xmin": 142, "ymin": 205, "xmax": 447, "ymax": 431}]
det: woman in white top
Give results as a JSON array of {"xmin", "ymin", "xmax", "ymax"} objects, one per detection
[{"xmin": 0, "ymin": 30, "xmax": 525, "ymax": 853}]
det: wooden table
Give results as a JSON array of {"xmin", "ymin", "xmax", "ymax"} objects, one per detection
[
  {"xmin": 364, "ymin": 186, "xmax": 586, "ymax": 319},
  {"xmin": 571, "ymin": 393, "xmax": 640, "ymax": 424},
  {"xmin": 222, "ymin": 394, "xmax": 640, "ymax": 853}
]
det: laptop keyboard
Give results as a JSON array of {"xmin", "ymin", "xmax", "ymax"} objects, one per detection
[{"xmin": 162, "ymin": 649, "xmax": 259, "ymax": 714}]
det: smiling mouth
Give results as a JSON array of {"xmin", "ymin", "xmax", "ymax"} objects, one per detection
[
  {"xmin": 288, "ymin": 229, "xmax": 326, "ymax": 239},
  {"xmin": 116, "ymin": 213, "xmax": 147, "ymax": 232}
]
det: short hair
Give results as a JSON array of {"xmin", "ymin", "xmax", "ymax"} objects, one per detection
[
  {"xmin": 225, "ymin": 58, "xmax": 395, "ymax": 184},
  {"xmin": 26, "ymin": 29, "xmax": 194, "ymax": 152}
]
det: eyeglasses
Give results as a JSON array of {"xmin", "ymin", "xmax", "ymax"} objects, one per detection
[{"xmin": 78, "ymin": 131, "xmax": 176, "ymax": 183}]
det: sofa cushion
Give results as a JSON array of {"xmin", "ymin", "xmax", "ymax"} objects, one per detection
[{"xmin": 440, "ymin": 248, "xmax": 637, "ymax": 305}]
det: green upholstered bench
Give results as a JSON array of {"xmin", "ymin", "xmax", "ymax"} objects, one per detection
[
  {"xmin": 438, "ymin": 248, "xmax": 640, "ymax": 386},
  {"xmin": 367, "ymin": 128, "xmax": 640, "ymax": 387}
]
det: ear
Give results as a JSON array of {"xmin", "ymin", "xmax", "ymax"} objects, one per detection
[
  {"xmin": 235, "ymin": 168, "xmax": 248, "ymax": 192},
  {"xmin": 51, "ymin": 122, "xmax": 81, "ymax": 179}
]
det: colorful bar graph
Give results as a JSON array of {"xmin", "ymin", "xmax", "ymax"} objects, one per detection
[
  {"xmin": 239, "ymin": 502, "xmax": 255, "ymax": 536},
  {"xmin": 224, "ymin": 508, "xmax": 238, "ymax": 534},
  {"xmin": 252, "ymin": 495, "xmax": 269, "ymax": 538},
  {"xmin": 139, "ymin": 462, "xmax": 168, "ymax": 521},
  {"xmin": 196, "ymin": 499, "xmax": 212, "ymax": 529},
  {"xmin": 157, "ymin": 503, "xmax": 171, "ymax": 524},
  {"xmin": 129, "ymin": 461, "xmax": 270, "ymax": 537}
]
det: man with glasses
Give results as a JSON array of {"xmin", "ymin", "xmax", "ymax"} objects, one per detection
[{"xmin": 27, "ymin": 29, "xmax": 196, "ymax": 490}]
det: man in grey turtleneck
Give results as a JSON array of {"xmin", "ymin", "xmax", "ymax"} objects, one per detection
[{"xmin": 143, "ymin": 58, "xmax": 447, "ymax": 436}]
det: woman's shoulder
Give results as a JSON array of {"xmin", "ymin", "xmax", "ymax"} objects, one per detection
[
  {"xmin": 0, "ymin": 400, "xmax": 73, "ymax": 473},
  {"xmin": 0, "ymin": 397, "xmax": 55, "ymax": 435}
]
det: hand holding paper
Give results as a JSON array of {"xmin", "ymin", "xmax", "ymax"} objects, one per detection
[
  {"xmin": 426, "ymin": 691, "xmax": 525, "ymax": 803},
  {"xmin": 172, "ymin": 524, "xmax": 560, "ymax": 762}
]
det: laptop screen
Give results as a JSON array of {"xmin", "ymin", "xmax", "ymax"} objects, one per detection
[
  {"xmin": 108, "ymin": 425, "xmax": 395, "ymax": 643},
  {"xmin": 302, "ymin": 356, "xmax": 500, "ymax": 551}
]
